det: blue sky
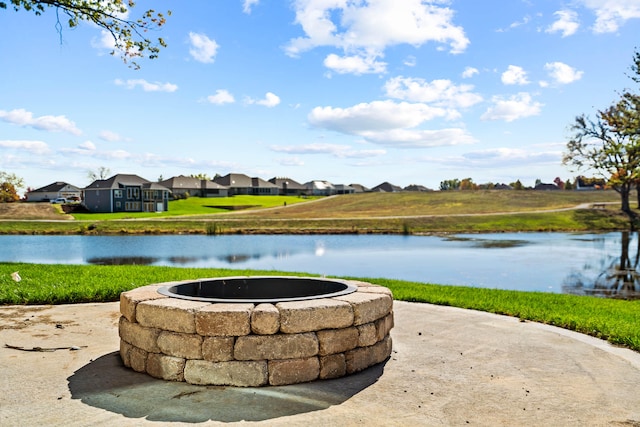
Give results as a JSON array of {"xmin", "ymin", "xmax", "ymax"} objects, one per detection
[{"xmin": 1, "ymin": 0, "xmax": 640, "ymax": 192}]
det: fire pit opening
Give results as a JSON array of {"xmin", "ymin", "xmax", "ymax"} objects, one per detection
[
  {"xmin": 119, "ymin": 277, "xmax": 394, "ymax": 387},
  {"xmin": 157, "ymin": 276, "xmax": 357, "ymax": 303}
]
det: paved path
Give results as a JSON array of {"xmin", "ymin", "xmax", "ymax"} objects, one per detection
[{"xmin": 1, "ymin": 301, "xmax": 639, "ymax": 426}]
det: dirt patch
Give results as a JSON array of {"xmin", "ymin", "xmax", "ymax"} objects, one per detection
[
  {"xmin": 0, "ymin": 306, "xmax": 76, "ymax": 330},
  {"xmin": 0, "ymin": 202, "xmax": 73, "ymax": 220}
]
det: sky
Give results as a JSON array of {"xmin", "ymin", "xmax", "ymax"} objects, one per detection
[{"xmin": 1, "ymin": 0, "xmax": 640, "ymax": 193}]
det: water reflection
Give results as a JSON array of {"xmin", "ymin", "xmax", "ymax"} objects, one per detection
[
  {"xmin": 443, "ymin": 236, "xmax": 529, "ymax": 249},
  {"xmin": 563, "ymin": 231, "xmax": 640, "ymax": 299},
  {"xmin": 87, "ymin": 256, "xmax": 159, "ymax": 265},
  {"xmin": 3, "ymin": 232, "xmax": 640, "ymax": 299}
]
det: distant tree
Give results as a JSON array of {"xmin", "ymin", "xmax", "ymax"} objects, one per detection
[
  {"xmin": 553, "ymin": 177, "xmax": 565, "ymax": 189},
  {"xmin": 191, "ymin": 173, "xmax": 210, "ymax": 181},
  {"xmin": 87, "ymin": 166, "xmax": 111, "ymax": 182},
  {"xmin": 439, "ymin": 179, "xmax": 460, "ymax": 191},
  {"xmin": 564, "ymin": 50, "xmax": 640, "ymax": 213},
  {"xmin": 1, "ymin": 0, "xmax": 170, "ymax": 69},
  {"xmin": 510, "ymin": 180, "xmax": 524, "ymax": 190},
  {"xmin": 157, "ymin": 175, "xmax": 163, "ymax": 182},
  {"xmin": 0, "ymin": 171, "xmax": 24, "ymax": 202},
  {"xmin": 564, "ymin": 178, "xmax": 574, "ymax": 190},
  {"xmin": 459, "ymin": 177, "xmax": 476, "ymax": 190},
  {"xmin": 0, "ymin": 182, "xmax": 19, "ymax": 202},
  {"xmin": 534, "ymin": 178, "xmax": 542, "ymax": 187}
]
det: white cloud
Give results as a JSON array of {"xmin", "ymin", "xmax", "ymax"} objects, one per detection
[
  {"xmin": 246, "ymin": 92, "xmax": 281, "ymax": 107},
  {"xmin": 99, "ymin": 130, "xmax": 126, "ymax": 142},
  {"xmin": 0, "ymin": 139, "xmax": 50, "ymax": 154},
  {"xmin": 359, "ymin": 128, "xmax": 476, "ymax": 148},
  {"xmin": 188, "ymin": 32, "xmax": 219, "ymax": 63},
  {"xmin": 270, "ymin": 143, "xmax": 385, "ymax": 158},
  {"xmin": 462, "ymin": 148, "xmax": 560, "ymax": 165},
  {"xmin": 546, "ymin": 10, "xmax": 580, "ymax": 37},
  {"xmin": 309, "ymin": 100, "xmax": 451, "ymax": 134},
  {"xmin": 78, "ymin": 141, "xmax": 96, "ymax": 151},
  {"xmin": 324, "ymin": 53, "xmax": 387, "ymax": 75},
  {"xmin": 308, "ymin": 100, "xmax": 475, "ymax": 147},
  {"xmin": 276, "ymin": 156, "xmax": 305, "ymax": 166},
  {"xmin": 429, "ymin": 147, "xmax": 561, "ymax": 169},
  {"xmin": 501, "ymin": 65, "xmax": 530, "ymax": 85},
  {"xmin": 285, "ymin": 0, "xmax": 468, "ymax": 75},
  {"xmin": 243, "ymin": 0, "xmax": 260, "ymax": 14},
  {"xmin": 207, "ymin": 89, "xmax": 236, "ymax": 105},
  {"xmin": 114, "ymin": 79, "xmax": 178, "ymax": 92},
  {"xmin": 404, "ymin": 55, "xmax": 417, "ymax": 67},
  {"xmin": 384, "ymin": 76, "xmax": 483, "ymax": 109},
  {"xmin": 462, "ymin": 67, "xmax": 479, "ymax": 78},
  {"xmin": 580, "ymin": 0, "xmax": 640, "ymax": 33},
  {"xmin": 481, "ymin": 93, "xmax": 543, "ymax": 122},
  {"xmin": 544, "ymin": 62, "xmax": 584, "ymax": 84},
  {"xmin": 0, "ymin": 108, "xmax": 82, "ymax": 135}
]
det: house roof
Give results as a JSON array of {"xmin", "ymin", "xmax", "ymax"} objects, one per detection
[
  {"xmin": 214, "ymin": 173, "xmax": 253, "ymax": 187},
  {"xmin": 159, "ymin": 175, "xmax": 202, "ymax": 189},
  {"xmin": 371, "ymin": 182, "xmax": 402, "ymax": 192},
  {"xmin": 304, "ymin": 180, "xmax": 335, "ymax": 190},
  {"xmin": 349, "ymin": 183, "xmax": 370, "ymax": 192},
  {"xmin": 404, "ymin": 184, "xmax": 431, "ymax": 192},
  {"xmin": 268, "ymin": 177, "xmax": 306, "ymax": 190},
  {"xmin": 251, "ymin": 177, "xmax": 279, "ymax": 188},
  {"xmin": 85, "ymin": 174, "xmax": 168, "ymax": 191},
  {"xmin": 30, "ymin": 181, "xmax": 81, "ymax": 193}
]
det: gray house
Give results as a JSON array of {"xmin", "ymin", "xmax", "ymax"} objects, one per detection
[
  {"xmin": 83, "ymin": 174, "xmax": 169, "ymax": 213},
  {"xmin": 214, "ymin": 173, "xmax": 279, "ymax": 196},
  {"xmin": 371, "ymin": 182, "xmax": 403, "ymax": 192},
  {"xmin": 268, "ymin": 177, "xmax": 306, "ymax": 196},
  {"xmin": 26, "ymin": 182, "xmax": 82, "ymax": 202},
  {"xmin": 304, "ymin": 180, "xmax": 336, "ymax": 196},
  {"xmin": 159, "ymin": 175, "xmax": 228, "ymax": 198}
]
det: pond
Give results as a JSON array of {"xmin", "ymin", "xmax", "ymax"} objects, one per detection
[{"xmin": 1, "ymin": 232, "xmax": 639, "ymax": 299}]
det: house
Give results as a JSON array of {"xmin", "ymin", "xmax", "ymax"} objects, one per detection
[
  {"xmin": 159, "ymin": 175, "xmax": 228, "ymax": 198},
  {"xmin": 349, "ymin": 183, "xmax": 370, "ymax": 193},
  {"xmin": 251, "ymin": 177, "xmax": 280, "ymax": 195},
  {"xmin": 83, "ymin": 174, "xmax": 169, "ymax": 213},
  {"xmin": 404, "ymin": 184, "xmax": 431, "ymax": 192},
  {"xmin": 304, "ymin": 180, "xmax": 336, "ymax": 196},
  {"xmin": 213, "ymin": 173, "xmax": 252, "ymax": 195},
  {"xmin": 213, "ymin": 173, "xmax": 279, "ymax": 195},
  {"xmin": 575, "ymin": 176, "xmax": 606, "ymax": 191},
  {"xmin": 334, "ymin": 184, "xmax": 355, "ymax": 194},
  {"xmin": 268, "ymin": 177, "xmax": 307, "ymax": 196},
  {"xmin": 371, "ymin": 182, "xmax": 403, "ymax": 192},
  {"xmin": 26, "ymin": 182, "xmax": 82, "ymax": 202},
  {"xmin": 533, "ymin": 183, "xmax": 560, "ymax": 191}
]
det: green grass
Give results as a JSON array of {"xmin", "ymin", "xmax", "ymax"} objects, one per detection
[
  {"xmin": 71, "ymin": 195, "xmax": 316, "ymax": 220},
  {"xmin": 2, "ymin": 263, "xmax": 639, "ymax": 352}
]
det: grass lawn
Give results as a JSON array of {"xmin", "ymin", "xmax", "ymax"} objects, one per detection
[
  {"xmin": 0, "ymin": 190, "xmax": 633, "ymax": 235},
  {"xmin": 71, "ymin": 195, "xmax": 316, "ymax": 220},
  {"xmin": 1, "ymin": 263, "xmax": 639, "ymax": 353}
]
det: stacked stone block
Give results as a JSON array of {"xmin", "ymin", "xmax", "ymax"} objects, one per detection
[{"xmin": 119, "ymin": 279, "xmax": 393, "ymax": 386}]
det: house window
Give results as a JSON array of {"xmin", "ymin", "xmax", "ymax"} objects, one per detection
[
  {"xmin": 115, "ymin": 202, "xmax": 121, "ymax": 209},
  {"xmin": 144, "ymin": 202, "xmax": 155, "ymax": 212},
  {"xmin": 125, "ymin": 201, "xmax": 141, "ymax": 211},
  {"xmin": 114, "ymin": 190, "xmax": 123, "ymax": 198},
  {"xmin": 127, "ymin": 188, "xmax": 140, "ymax": 199},
  {"xmin": 143, "ymin": 190, "xmax": 153, "ymax": 200}
]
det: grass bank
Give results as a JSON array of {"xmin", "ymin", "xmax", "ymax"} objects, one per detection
[
  {"xmin": 0, "ymin": 191, "xmax": 632, "ymax": 235},
  {"xmin": 1, "ymin": 263, "xmax": 639, "ymax": 352}
]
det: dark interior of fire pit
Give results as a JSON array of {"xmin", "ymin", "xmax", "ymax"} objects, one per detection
[{"xmin": 157, "ymin": 276, "xmax": 357, "ymax": 303}]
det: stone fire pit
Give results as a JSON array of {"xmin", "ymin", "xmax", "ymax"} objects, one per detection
[{"xmin": 119, "ymin": 276, "xmax": 394, "ymax": 386}]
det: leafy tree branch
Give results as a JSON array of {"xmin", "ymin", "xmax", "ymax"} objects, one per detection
[{"xmin": 0, "ymin": 0, "xmax": 170, "ymax": 69}]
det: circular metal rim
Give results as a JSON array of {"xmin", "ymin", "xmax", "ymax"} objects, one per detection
[{"xmin": 156, "ymin": 276, "xmax": 358, "ymax": 303}]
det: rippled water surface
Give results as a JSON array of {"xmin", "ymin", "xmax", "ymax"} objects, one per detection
[{"xmin": 2, "ymin": 232, "xmax": 639, "ymax": 298}]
